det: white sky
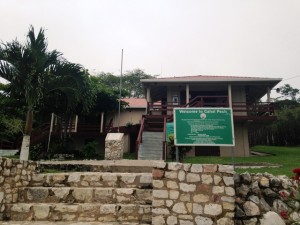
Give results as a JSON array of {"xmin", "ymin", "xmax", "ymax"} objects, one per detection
[{"xmin": 1, "ymin": 0, "xmax": 300, "ymax": 93}]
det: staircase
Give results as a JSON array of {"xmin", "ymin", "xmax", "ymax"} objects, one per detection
[
  {"xmin": 138, "ymin": 132, "xmax": 163, "ymax": 160},
  {"xmin": 3, "ymin": 171, "xmax": 153, "ymax": 224}
]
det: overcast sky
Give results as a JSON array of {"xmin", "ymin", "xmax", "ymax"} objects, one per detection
[{"xmin": 1, "ymin": 0, "xmax": 300, "ymax": 92}]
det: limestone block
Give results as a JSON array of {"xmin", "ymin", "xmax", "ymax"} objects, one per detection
[
  {"xmin": 259, "ymin": 177, "xmax": 270, "ymax": 188},
  {"xmin": 100, "ymin": 204, "xmax": 116, "ymax": 214},
  {"xmin": 186, "ymin": 203, "xmax": 192, "ymax": 213},
  {"xmin": 172, "ymin": 202, "xmax": 187, "ymax": 214},
  {"xmin": 140, "ymin": 174, "xmax": 152, "ymax": 184},
  {"xmin": 195, "ymin": 216, "xmax": 213, "ymax": 225},
  {"xmin": 179, "ymin": 183, "xmax": 196, "ymax": 192},
  {"xmin": 204, "ymin": 203, "xmax": 222, "ymax": 216},
  {"xmin": 0, "ymin": 192, "xmax": 4, "ymax": 203},
  {"xmin": 179, "ymin": 220, "xmax": 193, "ymax": 225},
  {"xmin": 116, "ymin": 188, "xmax": 134, "ymax": 195},
  {"xmin": 167, "ymin": 215, "xmax": 178, "ymax": 225},
  {"xmin": 152, "ymin": 207, "xmax": 170, "ymax": 215},
  {"xmin": 165, "ymin": 171, "xmax": 178, "ymax": 179},
  {"xmin": 153, "ymin": 190, "xmax": 168, "ymax": 199},
  {"xmin": 193, "ymin": 203, "xmax": 203, "ymax": 214},
  {"xmin": 169, "ymin": 190, "xmax": 179, "ymax": 199},
  {"xmin": 33, "ymin": 204, "xmax": 50, "ymax": 220},
  {"xmin": 168, "ymin": 162, "xmax": 183, "ymax": 171},
  {"xmin": 243, "ymin": 201, "xmax": 260, "ymax": 216},
  {"xmin": 27, "ymin": 188, "xmax": 49, "ymax": 201},
  {"xmin": 203, "ymin": 164, "xmax": 218, "ymax": 173},
  {"xmin": 223, "ymin": 202, "xmax": 235, "ymax": 211},
  {"xmin": 193, "ymin": 194, "xmax": 209, "ymax": 203},
  {"xmin": 154, "ymin": 161, "xmax": 167, "ymax": 169},
  {"xmin": 152, "ymin": 199, "xmax": 164, "ymax": 207},
  {"xmin": 186, "ymin": 173, "xmax": 200, "ymax": 182},
  {"xmin": 214, "ymin": 175, "xmax": 222, "ymax": 185},
  {"xmin": 260, "ymin": 211, "xmax": 285, "ymax": 225},
  {"xmin": 225, "ymin": 187, "xmax": 235, "ymax": 196},
  {"xmin": 178, "ymin": 170, "xmax": 186, "ymax": 181},
  {"xmin": 55, "ymin": 204, "xmax": 79, "ymax": 213},
  {"xmin": 152, "ymin": 169, "xmax": 165, "ymax": 179},
  {"xmin": 67, "ymin": 173, "xmax": 81, "ymax": 184},
  {"xmin": 11, "ymin": 203, "xmax": 32, "ymax": 213},
  {"xmin": 166, "ymin": 200, "xmax": 174, "ymax": 207},
  {"xmin": 105, "ymin": 133, "xmax": 124, "ymax": 160},
  {"xmin": 176, "ymin": 193, "xmax": 189, "ymax": 202},
  {"xmin": 183, "ymin": 163, "xmax": 191, "ymax": 171},
  {"xmin": 218, "ymin": 165, "xmax": 234, "ymax": 174},
  {"xmin": 120, "ymin": 174, "xmax": 136, "ymax": 184},
  {"xmin": 223, "ymin": 176, "xmax": 234, "ymax": 186},
  {"xmin": 212, "ymin": 186, "xmax": 225, "ymax": 194},
  {"xmin": 95, "ymin": 188, "xmax": 113, "ymax": 202},
  {"xmin": 52, "ymin": 187, "xmax": 70, "ymax": 199},
  {"xmin": 72, "ymin": 188, "xmax": 93, "ymax": 202},
  {"xmin": 201, "ymin": 174, "xmax": 213, "ymax": 184},
  {"xmin": 190, "ymin": 164, "xmax": 203, "ymax": 173},
  {"xmin": 153, "ymin": 180, "xmax": 164, "ymax": 188},
  {"xmin": 243, "ymin": 218, "xmax": 257, "ymax": 225},
  {"xmin": 167, "ymin": 181, "xmax": 179, "ymax": 189},
  {"xmin": 32, "ymin": 174, "xmax": 45, "ymax": 182},
  {"xmin": 152, "ymin": 215, "xmax": 166, "ymax": 225},
  {"xmin": 217, "ymin": 217, "xmax": 234, "ymax": 225}
]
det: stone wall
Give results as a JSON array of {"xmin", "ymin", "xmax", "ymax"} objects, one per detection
[
  {"xmin": 152, "ymin": 162, "xmax": 235, "ymax": 225},
  {"xmin": 0, "ymin": 157, "xmax": 38, "ymax": 217},
  {"xmin": 234, "ymin": 172, "xmax": 300, "ymax": 225}
]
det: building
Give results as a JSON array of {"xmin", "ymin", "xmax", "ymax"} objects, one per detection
[{"xmin": 136, "ymin": 75, "xmax": 282, "ymax": 160}]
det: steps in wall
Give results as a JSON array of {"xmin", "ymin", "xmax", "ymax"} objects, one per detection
[{"xmin": 3, "ymin": 172, "xmax": 153, "ymax": 224}]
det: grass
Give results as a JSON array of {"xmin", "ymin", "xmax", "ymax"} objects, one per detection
[{"xmin": 183, "ymin": 145, "xmax": 300, "ymax": 177}]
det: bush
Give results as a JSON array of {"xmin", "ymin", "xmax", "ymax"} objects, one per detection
[{"xmin": 82, "ymin": 141, "xmax": 99, "ymax": 159}]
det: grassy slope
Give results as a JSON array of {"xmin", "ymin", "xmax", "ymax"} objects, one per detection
[{"xmin": 183, "ymin": 145, "xmax": 300, "ymax": 177}]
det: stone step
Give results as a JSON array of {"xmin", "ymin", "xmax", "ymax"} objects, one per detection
[
  {"xmin": 18, "ymin": 187, "xmax": 152, "ymax": 204},
  {"xmin": 4, "ymin": 203, "xmax": 151, "ymax": 223},
  {"xmin": 30, "ymin": 172, "xmax": 152, "ymax": 188},
  {"xmin": 0, "ymin": 222, "xmax": 150, "ymax": 225}
]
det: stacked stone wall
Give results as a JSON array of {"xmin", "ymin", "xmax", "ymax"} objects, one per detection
[
  {"xmin": 152, "ymin": 162, "xmax": 235, "ymax": 225},
  {"xmin": 234, "ymin": 172, "xmax": 300, "ymax": 225},
  {"xmin": 0, "ymin": 157, "xmax": 38, "ymax": 218}
]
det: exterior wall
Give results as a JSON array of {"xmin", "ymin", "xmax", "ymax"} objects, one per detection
[
  {"xmin": 220, "ymin": 122, "xmax": 250, "ymax": 157},
  {"xmin": 0, "ymin": 158, "xmax": 38, "ymax": 217},
  {"xmin": 152, "ymin": 162, "xmax": 235, "ymax": 225},
  {"xmin": 113, "ymin": 108, "xmax": 145, "ymax": 127}
]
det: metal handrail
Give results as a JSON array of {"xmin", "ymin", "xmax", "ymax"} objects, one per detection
[
  {"xmin": 162, "ymin": 116, "xmax": 167, "ymax": 161},
  {"xmin": 135, "ymin": 117, "xmax": 145, "ymax": 159}
]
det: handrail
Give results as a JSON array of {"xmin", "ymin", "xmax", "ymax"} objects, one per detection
[
  {"xmin": 136, "ymin": 117, "xmax": 145, "ymax": 159},
  {"xmin": 162, "ymin": 116, "xmax": 167, "ymax": 161}
]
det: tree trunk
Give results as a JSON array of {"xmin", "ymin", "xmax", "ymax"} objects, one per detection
[{"xmin": 20, "ymin": 109, "xmax": 33, "ymax": 160}]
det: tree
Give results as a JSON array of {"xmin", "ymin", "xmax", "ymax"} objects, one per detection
[
  {"xmin": 0, "ymin": 26, "xmax": 60, "ymax": 160},
  {"xmin": 277, "ymin": 84, "xmax": 300, "ymax": 101}
]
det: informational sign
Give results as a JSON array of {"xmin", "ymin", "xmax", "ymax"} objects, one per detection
[
  {"xmin": 174, "ymin": 108, "xmax": 235, "ymax": 146},
  {"xmin": 166, "ymin": 122, "xmax": 174, "ymax": 141}
]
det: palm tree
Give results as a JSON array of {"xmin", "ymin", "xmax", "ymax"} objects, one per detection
[{"xmin": 0, "ymin": 26, "xmax": 60, "ymax": 160}]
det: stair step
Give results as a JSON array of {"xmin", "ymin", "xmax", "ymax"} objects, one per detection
[
  {"xmin": 0, "ymin": 222, "xmax": 149, "ymax": 225},
  {"xmin": 5, "ymin": 203, "xmax": 151, "ymax": 223},
  {"xmin": 18, "ymin": 187, "xmax": 152, "ymax": 204},
  {"xmin": 30, "ymin": 172, "xmax": 152, "ymax": 188}
]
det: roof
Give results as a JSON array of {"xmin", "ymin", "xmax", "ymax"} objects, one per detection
[
  {"xmin": 141, "ymin": 75, "xmax": 282, "ymax": 83},
  {"xmin": 121, "ymin": 98, "xmax": 147, "ymax": 108}
]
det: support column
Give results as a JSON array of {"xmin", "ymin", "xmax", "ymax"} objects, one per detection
[
  {"xmin": 228, "ymin": 84, "xmax": 232, "ymax": 107},
  {"xmin": 146, "ymin": 87, "xmax": 151, "ymax": 102},
  {"xmin": 186, "ymin": 84, "xmax": 190, "ymax": 105},
  {"xmin": 267, "ymin": 87, "xmax": 271, "ymax": 102},
  {"xmin": 100, "ymin": 112, "xmax": 104, "ymax": 133}
]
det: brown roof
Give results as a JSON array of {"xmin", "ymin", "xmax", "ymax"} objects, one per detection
[{"xmin": 121, "ymin": 98, "xmax": 147, "ymax": 108}]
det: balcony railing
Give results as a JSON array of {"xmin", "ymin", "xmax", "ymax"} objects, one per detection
[{"xmin": 147, "ymin": 96, "xmax": 275, "ymax": 120}]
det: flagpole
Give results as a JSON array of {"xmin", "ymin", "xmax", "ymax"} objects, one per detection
[{"xmin": 118, "ymin": 49, "xmax": 123, "ymax": 133}]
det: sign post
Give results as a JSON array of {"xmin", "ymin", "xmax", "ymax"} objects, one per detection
[{"xmin": 174, "ymin": 108, "xmax": 235, "ymax": 146}]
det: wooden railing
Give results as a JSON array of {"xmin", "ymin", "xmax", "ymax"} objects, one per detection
[
  {"xmin": 148, "ymin": 96, "xmax": 275, "ymax": 117},
  {"xmin": 136, "ymin": 117, "xmax": 145, "ymax": 159}
]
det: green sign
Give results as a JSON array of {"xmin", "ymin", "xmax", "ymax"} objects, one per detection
[
  {"xmin": 166, "ymin": 122, "xmax": 174, "ymax": 141},
  {"xmin": 174, "ymin": 108, "xmax": 235, "ymax": 146}
]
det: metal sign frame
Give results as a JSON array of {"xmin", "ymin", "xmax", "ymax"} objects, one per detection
[{"xmin": 174, "ymin": 107, "xmax": 235, "ymax": 146}]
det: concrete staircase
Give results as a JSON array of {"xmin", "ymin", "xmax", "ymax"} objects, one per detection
[
  {"xmin": 3, "ymin": 171, "xmax": 153, "ymax": 224},
  {"xmin": 138, "ymin": 132, "xmax": 163, "ymax": 160}
]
